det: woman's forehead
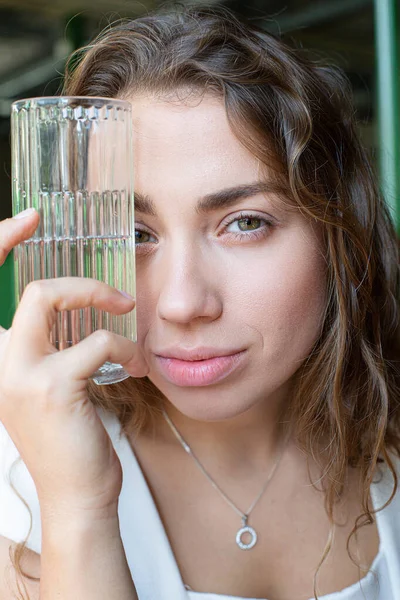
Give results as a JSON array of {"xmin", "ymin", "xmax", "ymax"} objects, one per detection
[
  {"xmin": 130, "ymin": 95, "xmax": 263, "ymax": 195},
  {"xmin": 130, "ymin": 94, "xmax": 251, "ymax": 158}
]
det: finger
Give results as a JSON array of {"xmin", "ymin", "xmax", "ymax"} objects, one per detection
[
  {"xmin": 0, "ymin": 209, "xmax": 40, "ymax": 266},
  {"xmin": 10, "ymin": 278, "xmax": 135, "ymax": 363},
  {"xmin": 47, "ymin": 330, "xmax": 149, "ymax": 380}
]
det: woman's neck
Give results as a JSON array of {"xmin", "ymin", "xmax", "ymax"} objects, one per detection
[{"xmin": 157, "ymin": 386, "xmax": 294, "ymax": 478}]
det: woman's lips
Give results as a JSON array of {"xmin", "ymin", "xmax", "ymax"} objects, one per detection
[{"xmin": 154, "ymin": 351, "xmax": 247, "ymax": 387}]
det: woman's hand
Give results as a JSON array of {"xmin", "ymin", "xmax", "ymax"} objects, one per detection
[{"xmin": 0, "ymin": 209, "xmax": 149, "ymax": 519}]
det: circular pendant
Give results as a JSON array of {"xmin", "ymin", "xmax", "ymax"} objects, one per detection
[{"xmin": 236, "ymin": 525, "xmax": 257, "ymax": 550}]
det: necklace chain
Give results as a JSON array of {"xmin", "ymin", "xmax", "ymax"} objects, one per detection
[{"xmin": 161, "ymin": 408, "xmax": 288, "ymax": 523}]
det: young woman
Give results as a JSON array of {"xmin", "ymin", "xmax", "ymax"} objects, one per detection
[{"xmin": 0, "ymin": 4, "xmax": 399, "ymax": 600}]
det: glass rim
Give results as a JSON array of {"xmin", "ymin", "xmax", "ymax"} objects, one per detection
[{"xmin": 11, "ymin": 95, "xmax": 132, "ymax": 111}]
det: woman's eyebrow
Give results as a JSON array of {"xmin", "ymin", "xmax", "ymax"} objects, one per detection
[{"xmin": 134, "ymin": 181, "xmax": 287, "ymax": 216}]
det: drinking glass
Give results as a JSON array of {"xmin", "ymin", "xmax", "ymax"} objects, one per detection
[{"xmin": 11, "ymin": 96, "xmax": 136, "ymax": 385}]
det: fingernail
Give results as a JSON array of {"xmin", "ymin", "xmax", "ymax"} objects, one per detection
[
  {"xmin": 118, "ymin": 290, "xmax": 135, "ymax": 301},
  {"xmin": 13, "ymin": 208, "xmax": 36, "ymax": 220}
]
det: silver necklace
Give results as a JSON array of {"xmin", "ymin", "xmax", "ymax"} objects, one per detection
[{"xmin": 161, "ymin": 408, "xmax": 288, "ymax": 551}]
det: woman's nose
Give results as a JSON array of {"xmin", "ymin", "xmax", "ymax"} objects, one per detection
[{"xmin": 156, "ymin": 245, "xmax": 223, "ymax": 325}]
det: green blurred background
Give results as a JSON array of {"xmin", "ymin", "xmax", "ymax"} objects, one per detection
[{"xmin": 0, "ymin": 0, "xmax": 399, "ymax": 329}]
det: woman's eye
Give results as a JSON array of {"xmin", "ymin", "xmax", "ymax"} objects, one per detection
[
  {"xmin": 135, "ymin": 229, "xmax": 155, "ymax": 245},
  {"xmin": 222, "ymin": 212, "xmax": 274, "ymax": 241}
]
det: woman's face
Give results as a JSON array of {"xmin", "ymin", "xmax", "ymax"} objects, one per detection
[{"xmin": 130, "ymin": 93, "xmax": 327, "ymax": 421}]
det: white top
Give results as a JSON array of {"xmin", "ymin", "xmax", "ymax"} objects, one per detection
[{"xmin": 0, "ymin": 406, "xmax": 399, "ymax": 600}]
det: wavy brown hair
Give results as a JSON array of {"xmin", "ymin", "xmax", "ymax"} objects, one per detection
[{"xmin": 10, "ymin": 3, "xmax": 400, "ymax": 598}]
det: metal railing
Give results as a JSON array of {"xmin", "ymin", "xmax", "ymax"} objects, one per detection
[{"xmin": 374, "ymin": 0, "xmax": 400, "ymax": 234}]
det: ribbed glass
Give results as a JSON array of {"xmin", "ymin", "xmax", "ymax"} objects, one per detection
[{"xmin": 11, "ymin": 96, "xmax": 136, "ymax": 385}]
